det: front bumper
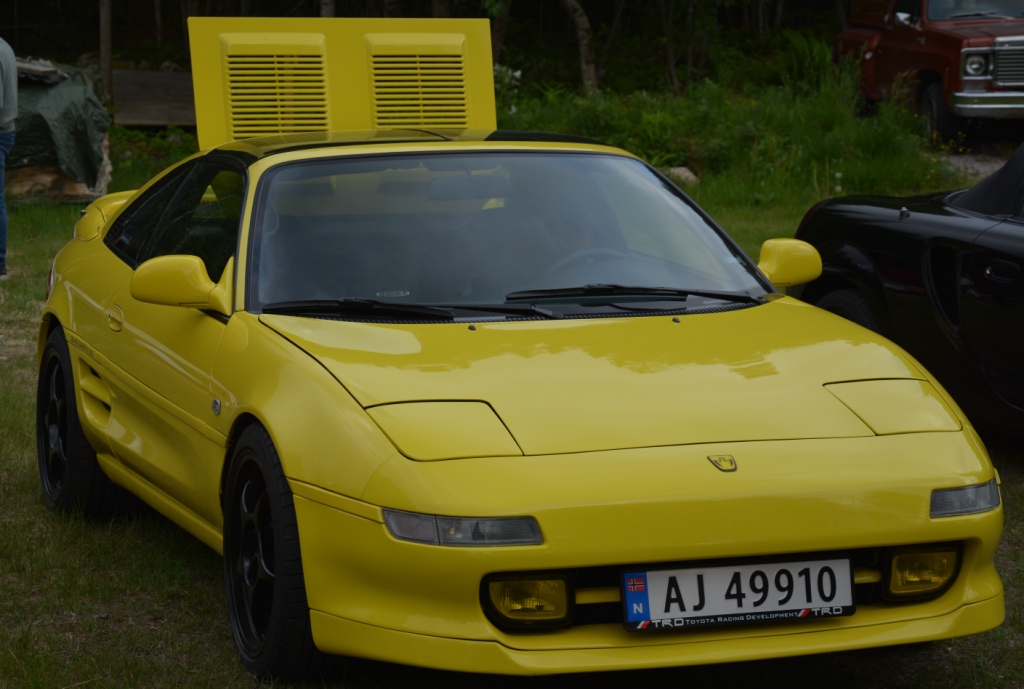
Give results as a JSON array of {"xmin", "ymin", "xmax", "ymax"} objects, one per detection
[
  {"xmin": 292, "ymin": 432, "xmax": 1004, "ymax": 674},
  {"xmin": 950, "ymin": 91, "xmax": 1024, "ymax": 118}
]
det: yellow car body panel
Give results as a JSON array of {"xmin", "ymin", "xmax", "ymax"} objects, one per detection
[{"xmin": 37, "ymin": 132, "xmax": 1005, "ymax": 674}]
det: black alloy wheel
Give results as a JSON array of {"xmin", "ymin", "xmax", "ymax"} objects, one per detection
[
  {"xmin": 36, "ymin": 327, "xmax": 130, "ymax": 516},
  {"xmin": 40, "ymin": 353, "xmax": 69, "ymax": 500},
  {"xmin": 223, "ymin": 424, "xmax": 334, "ymax": 679},
  {"xmin": 228, "ymin": 455, "xmax": 276, "ymax": 655}
]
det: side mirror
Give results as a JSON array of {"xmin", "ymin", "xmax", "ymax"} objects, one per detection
[
  {"xmin": 894, "ymin": 11, "xmax": 912, "ymax": 27},
  {"xmin": 757, "ymin": 238, "xmax": 822, "ymax": 289},
  {"xmin": 130, "ymin": 255, "xmax": 233, "ymax": 316}
]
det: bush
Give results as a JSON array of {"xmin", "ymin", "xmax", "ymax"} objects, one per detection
[{"xmin": 500, "ymin": 35, "xmax": 964, "ymax": 208}]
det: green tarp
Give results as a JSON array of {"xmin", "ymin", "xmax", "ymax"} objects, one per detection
[{"xmin": 10, "ymin": 74, "xmax": 111, "ymax": 188}]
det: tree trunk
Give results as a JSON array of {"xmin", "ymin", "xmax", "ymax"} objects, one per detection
[
  {"xmin": 657, "ymin": 0, "xmax": 679, "ymax": 94},
  {"xmin": 100, "ymin": 0, "xmax": 112, "ymax": 99},
  {"xmin": 557, "ymin": 0, "xmax": 598, "ymax": 95},
  {"xmin": 239, "ymin": 0, "xmax": 250, "ymax": 15},
  {"xmin": 383, "ymin": 0, "xmax": 400, "ymax": 17},
  {"xmin": 154, "ymin": 0, "xmax": 163, "ymax": 46},
  {"xmin": 598, "ymin": 0, "xmax": 626, "ymax": 79},
  {"xmin": 432, "ymin": 0, "xmax": 451, "ymax": 17},
  {"xmin": 835, "ymin": 0, "xmax": 848, "ymax": 30},
  {"xmin": 321, "ymin": 0, "xmax": 335, "ymax": 17},
  {"xmin": 775, "ymin": 0, "xmax": 784, "ymax": 30},
  {"xmin": 491, "ymin": 1, "xmax": 513, "ymax": 65}
]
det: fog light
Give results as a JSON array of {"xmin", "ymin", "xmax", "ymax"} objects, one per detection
[
  {"xmin": 888, "ymin": 548, "xmax": 957, "ymax": 597},
  {"xmin": 931, "ymin": 479, "xmax": 1000, "ymax": 518},
  {"xmin": 485, "ymin": 574, "xmax": 571, "ymax": 627}
]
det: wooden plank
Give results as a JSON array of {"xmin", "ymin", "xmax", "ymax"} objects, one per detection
[{"xmin": 113, "ymin": 70, "xmax": 196, "ymax": 127}]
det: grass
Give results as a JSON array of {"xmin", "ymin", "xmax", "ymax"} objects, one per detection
[{"xmin": 2, "ymin": 186, "xmax": 1023, "ymax": 689}]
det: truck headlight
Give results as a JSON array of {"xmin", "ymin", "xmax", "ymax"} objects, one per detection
[
  {"xmin": 964, "ymin": 53, "xmax": 989, "ymax": 77},
  {"xmin": 930, "ymin": 479, "xmax": 1000, "ymax": 518}
]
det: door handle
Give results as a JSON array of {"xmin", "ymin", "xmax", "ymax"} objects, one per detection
[
  {"xmin": 985, "ymin": 260, "xmax": 1020, "ymax": 283},
  {"xmin": 107, "ymin": 304, "xmax": 125, "ymax": 332}
]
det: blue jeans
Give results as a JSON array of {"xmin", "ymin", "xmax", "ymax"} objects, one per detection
[{"xmin": 0, "ymin": 131, "xmax": 14, "ymax": 269}]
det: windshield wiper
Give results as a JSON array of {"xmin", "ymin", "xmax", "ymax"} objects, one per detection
[
  {"xmin": 262, "ymin": 298, "xmax": 455, "ymax": 320},
  {"xmin": 949, "ymin": 11, "xmax": 1004, "ymax": 18},
  {"xmin": 505, "ymin": 284, "xmax": 763, "ymax": 304},
  {"xmin": 447, "ymin": 304, "xmax": 565, "ymax": 319}
]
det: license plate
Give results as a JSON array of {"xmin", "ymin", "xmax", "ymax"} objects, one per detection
[{"xmin": 623, "ymin": 558, "xmax": 854, "ymax": 631}]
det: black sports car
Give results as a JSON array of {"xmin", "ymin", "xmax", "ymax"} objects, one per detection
[{"xmin": 792, "ymin": 145, "xmax": 1024, "ymax": 435}]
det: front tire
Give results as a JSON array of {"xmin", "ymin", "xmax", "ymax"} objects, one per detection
[
  {"xmin": 36, "ymin": 327, "xmax": 130, "ymax": 516},
  {"xmin": 223, "ymin": 423, "xmax": 333, "ymax": 680},
  {"xmin": 816, "ymin": 288, "xmax": 884, "ymax": 334},
  {"xmin": 919, "ymin": 81, "xmax": 957, "ymax": 145}
]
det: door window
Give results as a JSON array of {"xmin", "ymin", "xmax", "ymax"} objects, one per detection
[
  {"xmin": 104, "ymin": 162, "xmax": 195, "ymax": 267},
  {"xmin": 139, "ymin": 161, "xmax": 246, "ymax": 283}
]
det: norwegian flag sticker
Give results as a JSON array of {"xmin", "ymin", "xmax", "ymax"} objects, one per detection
[{"xmin": 624, "ymin": 571, "xmax": 652, "ymax": 626}]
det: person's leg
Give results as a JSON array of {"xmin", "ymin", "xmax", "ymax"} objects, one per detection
[{"xmin": 0, "ymin": 131, "xmax": 13, "ymax": 276}]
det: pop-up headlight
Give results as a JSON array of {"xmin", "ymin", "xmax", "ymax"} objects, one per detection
[{"xmin": 383, "ymin": 509, "xmax": 543, "ymax": 546}]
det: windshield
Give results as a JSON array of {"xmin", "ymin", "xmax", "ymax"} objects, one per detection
[
  {"xmin": 249, "ymin": 152, "xmax": 766, "ymax": 313},
  {"xmin": 928, "ymin": 0, "xmax": 1023, "ymax": 20}
]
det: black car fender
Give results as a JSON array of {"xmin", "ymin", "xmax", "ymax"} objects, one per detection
[{"xmin": 789, "ymin": 239, "xmax": 892, "ymax": 334}]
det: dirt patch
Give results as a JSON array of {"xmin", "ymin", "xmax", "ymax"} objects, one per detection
[{"xmin": 945, "ymin": 154, "xmax": 1007, "ymax": 182}]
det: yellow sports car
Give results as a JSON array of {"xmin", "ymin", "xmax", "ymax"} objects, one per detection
[{"xmin": 37, "ymin": 16, "xmax": 1002, "ymax": 680}]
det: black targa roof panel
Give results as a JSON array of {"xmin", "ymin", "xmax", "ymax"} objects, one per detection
[{"xmin": 949, "ymin": 143, "xmax": 1024, "ymax": 217}]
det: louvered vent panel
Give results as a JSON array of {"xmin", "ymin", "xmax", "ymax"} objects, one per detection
[
  {"xmin": 226, "ymin": 55, "xmax": 328, "ymax": 138},
  {"xmin": 371, "ymin": 54, "xmax": 468, "ymax": 128},
  {"xmin": 995, "ymin": 49, "xmax": 1024, "ymax": 85}
]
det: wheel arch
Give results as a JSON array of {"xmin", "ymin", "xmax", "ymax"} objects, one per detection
[
  {"xmin": 219, "ymin": 411, "xmax": 264, "ymax": 510},
  {"xmin": 37, "ymin": 310, "xmax": 62, "ymax": 368},
  {"xmin": 795, "ymin": 240, "xmax": 893, "ymax": 335}
]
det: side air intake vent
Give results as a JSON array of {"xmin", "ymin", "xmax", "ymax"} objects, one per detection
[
  {"xmin": 371, "ymin": 53, "xmax": 468, "ymax": 128},
  {"xmin": 226, "ymin": 54, "xmax": 329, "ymax": 138}
]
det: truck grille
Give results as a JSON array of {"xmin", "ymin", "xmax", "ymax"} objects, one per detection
[{"xmin": 995, "ymin": 48, "xmax": 1024, "ymax": 86}]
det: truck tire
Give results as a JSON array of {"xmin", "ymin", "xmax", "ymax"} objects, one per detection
[{"xmin": 919, "ymin": 81, "xmax": 957, "ymax": 145}]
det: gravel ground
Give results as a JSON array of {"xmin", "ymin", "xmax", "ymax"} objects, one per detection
[{"xmin": 945, "ymin": 153, "xmax": 1008, "ymax": 181}]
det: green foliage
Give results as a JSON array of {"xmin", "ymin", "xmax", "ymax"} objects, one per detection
[
  {"xmin": 501, "ymin": 36, "xmax": 966, "ymax": 209},
  {"xmin": 108, "ymin": 125, "xmax": 200, "ymax": 193}
]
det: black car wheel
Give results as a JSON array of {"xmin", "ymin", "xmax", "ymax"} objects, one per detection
[
  {"xmin": 223, "ymin": 423, "xmax": 334, "ymax": 680},
  {"xmin": 36, "ymin": 327, "xmax": 130, "ymax": 516},
  {"xmin": 816, "ymin": 289, "xmax": 884, "ymax": 335},
  {"xmin": 920, "ymin": 81, "xmax": 957, "ymax": 145}
]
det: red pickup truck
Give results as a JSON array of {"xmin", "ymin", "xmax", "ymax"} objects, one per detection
[{"xmin": 837, "ymin": 0, "xmax": 1024, "ymax": 141}]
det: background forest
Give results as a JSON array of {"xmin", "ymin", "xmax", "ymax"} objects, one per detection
[{"xmin": 0, "ymin": 0, "xmax": 964, "ymax": 221}]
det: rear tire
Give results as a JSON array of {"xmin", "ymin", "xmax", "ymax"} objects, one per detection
[
  {"xmin": 919, "ymin": 81, "xmax": 957, "ymax": 145},
  {"xmin": 36, "ymin": 327, "xmax": 131, "ymax": 517},
  {"xmin": 223, "ymin": 423, "xmax": 335, "ymax": 680},
  {"xmin": 816, "ymin": 289, "xmax": 884, "ymax": 334}
]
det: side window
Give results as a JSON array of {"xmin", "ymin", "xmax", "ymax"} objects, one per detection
[
  {"xmin": 139, "ymin": 161, "xmax": 246, "ymax": 282},
  {"xmin": 104, "ymin": 162, "xmax": 194, "ymax": 266}
]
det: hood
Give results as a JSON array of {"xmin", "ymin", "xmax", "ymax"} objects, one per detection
[
  {"xmin": 261, "ymin": 298, "xmax": 929, "ymax": 456},
  {"xmin": 931, "ymin": 19, "xmax": 1024, "ymax": 40}
]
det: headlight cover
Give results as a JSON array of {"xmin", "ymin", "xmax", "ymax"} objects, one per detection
[
  {"xmin": 383, "ymin": 508, "xmax": 543, "ymax": 546},
  {"xmin": 930, "ymin": 479, "xmax": 1000, "ymax": 518},
  {"xmin": 964, "ymin": 53, "xmax": 989, "ymax": 77}
]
